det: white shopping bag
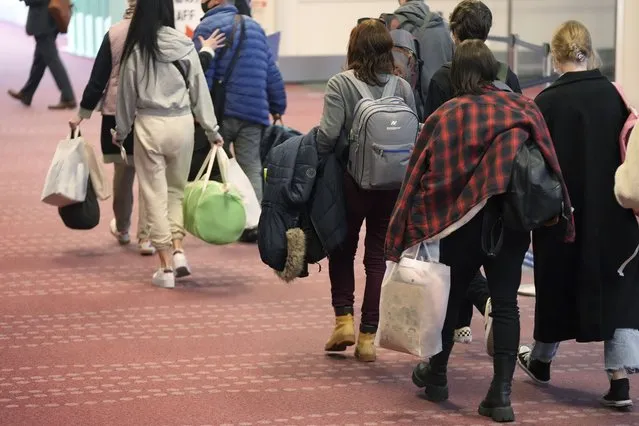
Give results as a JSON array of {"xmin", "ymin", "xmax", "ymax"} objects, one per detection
[
  {"xmin": 81, "ymin": 138, "xmax": 111, "ymax": 201},
  {"xmin": 375, "ymin": 242, "xmax": 451, "ymax": 358},
  {"xmin": 41, "ymin": 129, "xmax": 89, "ymax": 207},
  {"xmin": 227, "ymin": 158, "xmax": 261, "ymax": 229}
]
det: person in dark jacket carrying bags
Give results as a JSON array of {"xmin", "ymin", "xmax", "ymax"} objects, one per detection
[
  {"xmin": 393, "ymin": 0, "xmax": 455, "ymax": 116},
  {"xmin": 425, "ymin": 0, "xmax": 523, "ymax": 353},
  {"xmin": 194, "ymin": 0, "xmax": 287, "ymax": 205},
  {"xmin": 518, "ymin": 20, "xmax": 639, "ymax": 410},
  {"xmin": 8, "ymin": 0, "xmax": 75, "ymax": 109},
  {"xmin": 318, "ymin": 19, "xmax": 418, "ymax": 364},
  {"xmin": 388, "ymin": 40, "xmax": 573, "ymax": 423},
  {"xmin": 68, "ymin": 0, "xmax": 226, "ymax": 257}
]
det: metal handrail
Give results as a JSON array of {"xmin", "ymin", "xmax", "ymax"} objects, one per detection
[{"xmin": 486, "ymin": 34, "xmax": 555, "ymax": 90}]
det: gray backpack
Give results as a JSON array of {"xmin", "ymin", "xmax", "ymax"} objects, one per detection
[{"xmin": 344, "ymin": 71, "xmax": 420, "ymax": 190}]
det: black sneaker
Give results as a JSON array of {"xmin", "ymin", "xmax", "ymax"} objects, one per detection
[
  {"xmin": 412, "ymin": 361, "xmax": 449, "ymax": 402},
  {"xmin": 517, "ymin": 345, "xmax": 551, "ymax": 385},
  {"xmin": 239, "ymin": 228, "xmax": 258, "ymax": 243},
  {"xmin": 601, "ymin": 378, "xmax": 633, "ymax": 410}
]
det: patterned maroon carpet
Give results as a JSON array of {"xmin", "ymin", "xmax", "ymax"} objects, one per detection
[{"xmin": 0, "ymin": 22, "xmax": 635, "ymax": 426}]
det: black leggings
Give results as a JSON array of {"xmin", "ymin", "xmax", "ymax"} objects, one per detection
[{"xmin": 437, "ymin": 209, "xmax": 530, "ymax": 364}]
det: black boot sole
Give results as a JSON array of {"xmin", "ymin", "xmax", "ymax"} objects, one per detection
[
  {"xmin": 478, "ymin": 404, "xmax": 515, "ymax": 422},
  {"xmin": 411, "ymin": 370, "xmax": 448, "ymax": 402}
]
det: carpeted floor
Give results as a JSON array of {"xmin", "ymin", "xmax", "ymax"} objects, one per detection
[{"xmin": 0, "ymin": 22, "xmax": 635, "ymax": 426}]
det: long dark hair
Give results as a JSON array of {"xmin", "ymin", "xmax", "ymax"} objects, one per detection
[
  {"xmin": 121, "ymin": 0, "xmax": 175, "ymax": 68},
  {"xmin": 347, "ymin": 19, "xmax": 395, "ymax": 86},
  {"xmin": 451, "ymin": 39, "xmax": 499, "ymax": 96}
]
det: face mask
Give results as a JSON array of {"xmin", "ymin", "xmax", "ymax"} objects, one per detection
[{"xmin": 201, "ymin": 1, "xmax": 211, "ymax": 13}]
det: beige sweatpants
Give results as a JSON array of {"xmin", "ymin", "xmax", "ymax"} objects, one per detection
[{"xmin": 133, "ymin": 114, "xmax": 194, "ymax": 250}]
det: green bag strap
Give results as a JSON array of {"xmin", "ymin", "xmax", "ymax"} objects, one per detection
[
  {"xmin": 497, "ymin": 61, "xmax": 509, "ymax": 83},
  {"xmin": 194, "ymin": 145, "xmax": 217, "ymax": 183}
]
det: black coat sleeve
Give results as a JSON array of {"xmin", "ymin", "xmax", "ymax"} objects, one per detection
[
  {"xmin": 423, "ymin": 78, "xmax": 449, "ymax": 120},
  {"xmin": 506, "ymin": 68, "xmax": 523, "ymax": 94},
  {"xmin": 199, "ymin": 51, "xmax": 213, "ymax": 72},
  {"xmin": 79, "ymin": 33, "xmax": 112, "ymax": 114}
]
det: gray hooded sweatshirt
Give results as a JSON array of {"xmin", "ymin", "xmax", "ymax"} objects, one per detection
[
  {"xmin": 394, "ymin": 1, "xmax": 454, "ymax": 111},
  {"xmin": 115, "ymin": 26, "xmax": 219, "ymax": 142}
]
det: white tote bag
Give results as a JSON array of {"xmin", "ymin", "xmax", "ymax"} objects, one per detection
[
  {"xmin": 375, "ymin": 242, "xmax": 451, "ymax": 358},
  {"xmin": 227, "ymin": 158, "xmax": 261, "ymax": 229},
  {"xmin": 41, "ymin": 129, "xmax": 89, "ymax": 207},
  {"xmin": 81, "ymin": 139, "xmax": 111, "ymax": 201}
]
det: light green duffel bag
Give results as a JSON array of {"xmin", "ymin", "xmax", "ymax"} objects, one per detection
[{"xmin": 183, "ymin": 146, "xmax": 246, "ymax": 245}]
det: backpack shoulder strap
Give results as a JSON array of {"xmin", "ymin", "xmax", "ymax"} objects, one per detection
[
  {"xmin": 493, "ymin": 80, "xmax": 512, "ymax": 92},
  {"xmin": 497, "ymin": 61, "xmax": 509, "ymax": 83},
  {"xmin": 343, "ymin": 70, "xmax": 374, "ymax": 99},
  {"xmin": 382, "ymin": 75, "xmax": 399, "ymax": 98},
  {"xmin": 172, "ymin": 61, "xmax": 189, "ymax": 90},
  {"xmin": 221, "ymin": 15, "xmax": 246, "ymax": 84}
]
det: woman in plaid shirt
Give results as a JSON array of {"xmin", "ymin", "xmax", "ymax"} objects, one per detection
[{"xmin": 386, "ymin": 40, "xmax": 573, "ymax": 423}]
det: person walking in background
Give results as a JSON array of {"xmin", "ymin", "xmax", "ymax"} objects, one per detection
[
  {"xmin": 114, "ymin": 0, "xmax": 223, "ymax": 289},
  {"xmin": 319, "ymin": 19, "xmax": 418, "ymax": 363},
  {"xmin": 67, "ymin": 0, "xmax": 156, "ymax": 255},
  {"xmin": 8, "ymin": 0, "xmax": 75, "ymax": 109},
  {"xmin": 424, "ymin": 0, "xmax": 523, "ymax": 351},
  {"xmin": 518, "ymin": 20, "xmax": 639, "ymax": 410},
  {"xmin": 393, "ymin": 0, "xmax": 454, "ymax": 118},
  {"xmin": 194, "ymin": 0, "xmax": 287, "ymax": 208},
  {"xmin": 68, "ymin": 1, "xmax": 226, "ymax": 257}
]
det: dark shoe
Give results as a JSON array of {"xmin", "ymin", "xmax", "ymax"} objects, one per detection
[
  {"xmin": 478, "ymin": 354, "xmax": 517, "ymax": 423},
  {"xmin": 601, "ymin": 378, "xmax": 633, "ymax": 410},
  {"xmin": 517, "ymin": 345, "xmax": 551, "ymax": 385},
  {"xmin": 412, "ymin": 361, "xmax": 449, "ymax": 402},
  {"xmin": 48, "ymin": 100, "xmax": 77, "ymax": 110},
  {"xmin": 7, "ymin": 90, "xmax": 31, "ymax": 106},
  {"xmin": 239, "ymin": 228, "xmax": 258, "ymax": 243}
]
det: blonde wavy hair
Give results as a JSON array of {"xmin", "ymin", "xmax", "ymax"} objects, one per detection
[{"xmin": 551, "ymin": 20, "xmax": 601, "ymax": 70}]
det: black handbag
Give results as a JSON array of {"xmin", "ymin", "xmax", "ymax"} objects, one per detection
[
  {"xmin": 58, "ymin": 176, "xmax": 100, "ymax": 230},
  {"xmin": 211, "ymin": 15, "xmax": 246, "ymax": 123},
  {"xmin": 502, "ymin": 139, "xmax": 564, "ymax": 231}
]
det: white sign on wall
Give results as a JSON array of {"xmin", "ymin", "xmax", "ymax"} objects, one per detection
[{"xmin": 173, "ymin": 0, "xmax": 204, "ymax": 38}]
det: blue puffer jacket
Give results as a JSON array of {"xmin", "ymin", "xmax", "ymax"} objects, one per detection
[{"xmin": 193, "ymin": 5, "xmax": 287, "ymax": 126}]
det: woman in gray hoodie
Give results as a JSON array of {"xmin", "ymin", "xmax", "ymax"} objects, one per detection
[{"xmin": 114, "ymin": 0, "xmax": 222, "ymax": 289}]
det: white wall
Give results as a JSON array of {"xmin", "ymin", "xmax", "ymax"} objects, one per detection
[
  {"xmin": 616, "ymin": 0, "xmax": 639, "ymax": 106},
  {"xmin": 0, "ymin": 0, "xmax": 28, "ymax": 26},
  {"xmin": 265, "ymin": 0, "xmax": 616, "ymax": 57}
]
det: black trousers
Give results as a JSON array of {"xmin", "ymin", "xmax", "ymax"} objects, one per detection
[
  {"xmin": 456, "ymin": 271, "xmax": 490, "ymax": 328},
  {"xmin": 22, "ymin": 33, "xmax": 74, "ymax": 103},
  {"xmin": 436, "ymin": 209, "xmax": 530, "ymax": 364}
]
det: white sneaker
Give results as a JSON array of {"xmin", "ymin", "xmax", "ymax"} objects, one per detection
[
  {"xmin": 152, "ymin": 269, "xmax": 175, "ymax": 289},
  {"xmin": 110, "ymin": 219, "xmax": 131, "ymax": 245},
  {"xmin": 484, "ymin": 297, "xmax": 494, "ymax": 357},
  {"xmin": 173, "ymin": 251, "xmax": 191, "ymax": 278},
  {"xmin": 138, "ymin": 240, "xmax": 156, "ymax": 256}
]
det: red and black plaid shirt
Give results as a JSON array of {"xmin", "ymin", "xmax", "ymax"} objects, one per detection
[{"xmin": 385, "ymin": 88, "xmax": 575, "ymax": 262}]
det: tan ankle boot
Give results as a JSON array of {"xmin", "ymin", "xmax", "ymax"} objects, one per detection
[
  {"xmin": 355, "ymin": 332, "xmax": 376, "ymax": 362},
  {"xmin": 324, "ymin": 314, "xmax": 356, "ymax": 351}
]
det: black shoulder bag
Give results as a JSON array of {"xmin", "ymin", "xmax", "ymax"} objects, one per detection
[{"xmin": 211, "ymin": 15, "xmax": 247, "ymax": 122}]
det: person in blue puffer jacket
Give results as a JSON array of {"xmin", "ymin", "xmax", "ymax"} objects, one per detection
[{"xmin": 194, "ymin": 0, "xmax": 287, "ymax": 205}]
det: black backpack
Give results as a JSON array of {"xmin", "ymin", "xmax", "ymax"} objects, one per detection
[
  {"xmin": 502, "ymin": 139, "xmax": 564, "ymax": 231},
  {"xmin": 58, "ymin": 176, "xmax": 100, "ymax": 230}
]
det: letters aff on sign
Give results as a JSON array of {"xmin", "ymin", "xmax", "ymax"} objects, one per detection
[{"xmin": 173, "ymin": 0, "xmax": 203, "ymax": 37}]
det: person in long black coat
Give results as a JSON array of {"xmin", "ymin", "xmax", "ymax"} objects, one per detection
[{"xmin": 518, "ymin": 20, "xmax": 639, "ymax": 410}]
